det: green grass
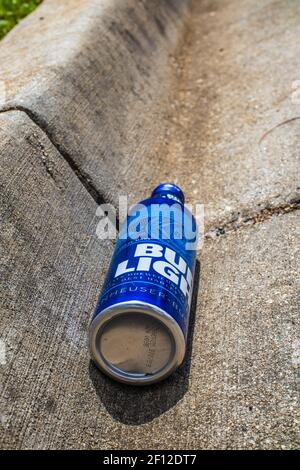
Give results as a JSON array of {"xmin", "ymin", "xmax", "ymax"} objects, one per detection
[{"xmin": 0, "ymin": 0, "xmax": 42, "ymax": 40}]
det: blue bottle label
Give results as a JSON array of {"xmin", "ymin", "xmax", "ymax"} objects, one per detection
[{"xmin": 94, "ymin": 200, "xmax": 197, "ymax": 337}]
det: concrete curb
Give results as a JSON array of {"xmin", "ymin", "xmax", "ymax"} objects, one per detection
[
  {"xmin": 0, "ymin": 110, "xmax": 113, "ymax": 449},
  {"xmin": 0, "ymin": 0, "xmax": 190, "ymax": 205}
]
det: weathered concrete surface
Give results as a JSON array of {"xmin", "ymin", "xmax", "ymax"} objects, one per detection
[
  {"xmin": 189, "ymin": 212, "xmax": 299, "ymax": 450},
  {"xmin": 1, "ymin": 0, "xmax": 298, "ymax": 227},
  {"xmin": 1, "ymin": 0, "xmax": 300, "ymax": 451},
  {"xmin": 0, "ymin": 111, "xmax": 112, "ymax": 449},
  {"xmin": 2, "ymin": 146, "xmax": 298, "ymax": 448},
  {"xmin": 151, "ymin": 0, "xmax": 300, "ymax": 229},
  {"xmin": 87, "ymin": 212, "xmax": 299, "ymax": 450},
  {"xmin": 0, "ymin": 0, "xmax": 190, "ymax": 205}
]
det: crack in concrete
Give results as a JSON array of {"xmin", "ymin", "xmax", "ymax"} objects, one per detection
[
  {"xmin": 205, "ymin": 198, "xmax": 300, "ymax": 240},
  {"xmin": 25, "ymin": 131, "xmax": 58, "ymax": 183},
  {"xmin": 0, "ymin": 106, "xmax": 108, "ymax": 207},
  {"xmin": 259, "ymin": 116, "xmax": 300, "ymax": 144},
  {"xmin": 1, "ymin": 107, "xmax": 298, "ymax": 241}
]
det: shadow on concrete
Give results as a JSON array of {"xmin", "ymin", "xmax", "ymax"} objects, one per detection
[{"xmin": 89, "ymin": 259, "xmax": 201, "ymax": 425}]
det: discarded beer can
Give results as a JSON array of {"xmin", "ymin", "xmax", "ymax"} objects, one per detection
[{"xmin": 89, "ymin": 183, "xmax": 197, "ymax": 385}]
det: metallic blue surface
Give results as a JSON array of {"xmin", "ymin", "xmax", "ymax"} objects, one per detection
[
  {"xmin": 151, "ymin": 182, "xmax": 185, "ymax": 204},
  {"xmin": 93, "ymin": 184, "xmax": 197, "ymax": 338}
]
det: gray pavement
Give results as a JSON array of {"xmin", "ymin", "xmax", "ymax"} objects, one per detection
[{"xmin": 153, "ymin": 0, "xmax": 300, "ymax": 229}]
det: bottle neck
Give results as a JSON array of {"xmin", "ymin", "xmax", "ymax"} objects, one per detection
[{"xmin": 151, "ymin": 183, "xmax": 185, "ymax": 205}]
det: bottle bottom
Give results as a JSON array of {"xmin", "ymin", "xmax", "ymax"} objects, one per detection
[{"xmin": 89, "ymin": 301, "xmax": 186, "ymax": 385}]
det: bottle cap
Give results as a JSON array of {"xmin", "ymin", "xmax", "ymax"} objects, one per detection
[{"xmin": 151, "ymin": 183, "xmax": 185, "ymax": 204}]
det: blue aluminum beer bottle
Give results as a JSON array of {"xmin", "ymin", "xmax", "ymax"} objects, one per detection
[{"xmin": 89, "ymin": 183, "xmax": 197, "ymax": 385}]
